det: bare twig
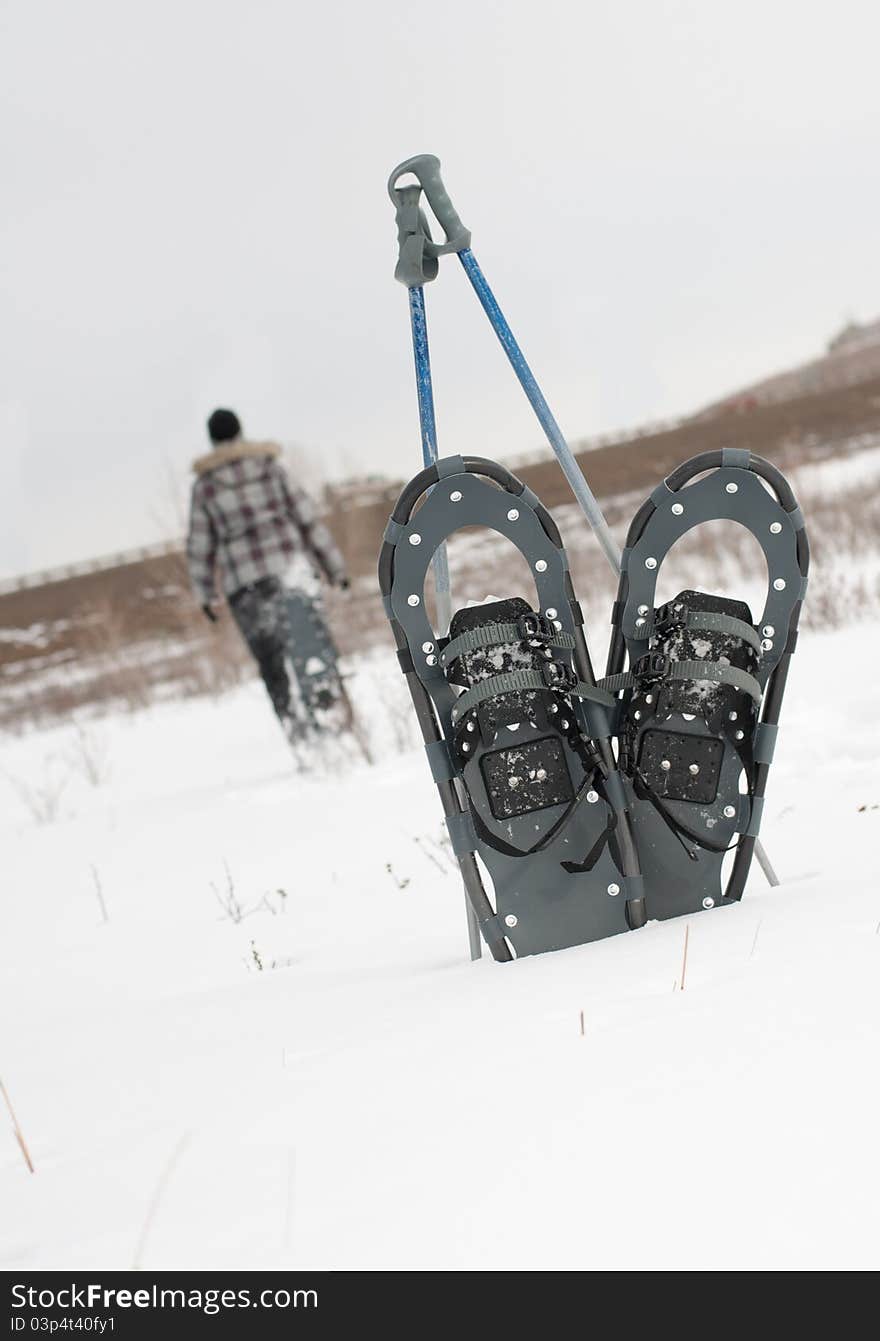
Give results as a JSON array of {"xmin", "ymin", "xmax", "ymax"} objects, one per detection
[
  {"xmin": 68, "ymin": 723, "xmax": 110, "ymax": 787},
  {"xmin": 132, "ymin": 1131, "xmax": 190, "ymax": 1270},
  {"xmin": 91, "ymin": 864, "xmax": 109, "ymax": 924},
  {"xmin": 413, "ymin": 835, "xmax": 449, "ymax": 875},
  {"xmin": 211, "ymin": 860, "xmax": 244, "ymax": 923},
  {"xmin": 7, "ymin": 764, "xmax": 68, "ymax": 825},
  {"xmin": 385, "ymin": 862, "xmax": 410, "ymax": 891},
  {"xmin": 680, "ymin": 924, "xmax": 690, "ymax": 992},
  {"xmin": 0, "ymin": 1078, "xmax": 35, "ymax": 1174}
]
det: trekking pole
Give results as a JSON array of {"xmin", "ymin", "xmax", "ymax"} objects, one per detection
[
  {"xmin": 407, "ymin": 287, "xmax": 452, "ymax": 633},
  {"xmin": 388, "ymin": 154, "xmax": 779, "ymax": 890},
  {"xmin": 389, "ymin": 166, "xmax": 482, "ymax": 959}
]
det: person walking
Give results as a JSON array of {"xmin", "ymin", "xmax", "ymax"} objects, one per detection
[{"xmin": 186, "ymin": 408, "xmax": 351, "ymax": 742}]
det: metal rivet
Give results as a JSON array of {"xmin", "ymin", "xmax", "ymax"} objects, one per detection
[
  {"xmin": 761, "ymin": 639, "xmax": 773, "ymax": 652},
  {"xmin": 407, "ymin": 594, "xmax": 420, "ymax": 607},
  {"xmin": 504, "ymin": 914, "xmax": 518, "ymax": 928},
  {"xmin": 637, "ymin": 604, "xmax": 649, "ymax": 616},
  {"xmin": 634, "ymin": 710, "xmax": 642, "ymax": 720},
  {"xmin": 735, "ymin": 730, "xmax": 744, "ymax": 740},
  {"xmin": 671, "ymin": 503, "xmax": 684, "ymax": 516},
  {"xmin": 560, "ymin": 720, "xmax": 569, "ymax": 730},
  {"xmin": 660, "ymin": 759, "xmax": 671, "ymax": 771},
  {"xmin": 507, "ymin": 508, "xmax": 520, "ymax": 521},
  {"xmin": 689, "ymin": 763, "xmax": 700, "ymax": 775},
  {"xmin": 762, "ymin": 625, "xmax": 775, "ymax": 637},
  {"xmin": 549, "ymin": 703, "xmax": 558, "ymax": 714},
  {"xmin": 426, "ymin": 654, "xmax": 437, "ymax": 666},
  {"xmin": 702, "ymin": 897, "xmax": 715, "ymax": 910},
  {"xmin": 545, "ymin": 607, "xmax": 558, "ymax": 619},
  {"xmin": 535, "ymin": 559, "xmax": 547, "ymax": 572},
  {"xmin": 553, "ymin": 620, "xmax": 562, "ymax": 631},
  {"xmin": 586, "ymin": 790, "xmax": 599, "ymax": 803},
  {"xmin": 729, "ymin": 711, "xmax": 738, "ymax": 721},
  {"xmin": 723, "ymin": 805, "xmax": 736, "ymax": 818},
  {"xmin": 466, "ymin": 721, "xmax": 475, "ymax": 732},
  {"xmin": 409, "ymin": 533, "xmax": 421, "ymax": 545},
  {"xmin": 726, "ymin": 482, "xmax": 738, "ymax": 494},
  {"xmin": 461, "ymin": 741, "xmax": 470, "ymax": 752},
  {"xmin": 769, "ymin": 521, "xmax": 782, "ymax": 534},
  {"xmin": 607, "ymin": 883, "xmax": 620, "ymax": 897},
  {"xmin": 645, "ymin": 693, "xmax": 653, "ymax": 704},
  {"xmin": 645, "ymin": 557, "xmax": 657, "ymax": 570},
  {"xmin": 422, "ymin": 641, "xmax": 434, "ymax": 653},
  {"xmin": 773, "ymin": 578, "xmax": 786, "ymax": 591},
  {"xmin": 635, "ymin": 617, "xmax": 646, "ymax": 629},
  {"xmin": 450, "ymin": 490, "xmax": 462, "ymax": 502}
]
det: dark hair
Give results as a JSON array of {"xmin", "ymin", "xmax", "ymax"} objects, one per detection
[{"xmin": 207, "ymin": 408, "xmax": 242, "ymax": 444}]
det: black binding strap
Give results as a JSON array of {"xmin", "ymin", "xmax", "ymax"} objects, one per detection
[
  {"xmin": 560, "ymin": 811, "xmax": 618, "ymax": 874},
  {"xmin": 469, "ymin": 770, "xmax": 601, "ymax": 859},
  {"xmin": 654, "ymin": 607, "xmax": 763, "ymax": 656},
  {"xmin": 440, "ymin": 618, "xmax": 574, "ymax": 668},
  {"xmin": 451, "ymin": 667, "xmax": 616, "ymax": 723},
  {"xmin": 600, "ymin": 658, "xmax": 762, "ymax": 703}
]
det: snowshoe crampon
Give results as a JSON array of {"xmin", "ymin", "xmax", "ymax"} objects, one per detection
[
  {"xmin": 378, "ymin": 455, "xmax": 647, "ymax": 961},
  {"xmin": 603, "ymin": 448, "xmax": 809, "ymax": 917}
]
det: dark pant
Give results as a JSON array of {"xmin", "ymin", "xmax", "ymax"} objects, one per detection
[{"xmin": 228, "ymin": 576, "xmax": 342, "ymax": 727}]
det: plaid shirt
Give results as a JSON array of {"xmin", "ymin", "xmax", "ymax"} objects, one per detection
[{"xmin": 186, "ymin": 442, "xmax": 346, "ymax": 604}]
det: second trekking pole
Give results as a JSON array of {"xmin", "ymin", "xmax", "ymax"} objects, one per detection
[{"xmin": 389, "ymin": 175, "xmax": 481, "ymax": 959}]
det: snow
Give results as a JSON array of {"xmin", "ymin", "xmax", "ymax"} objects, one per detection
[{"xmin": 0, "ymin": 627, "xmax": 878, "ymax": 1271}]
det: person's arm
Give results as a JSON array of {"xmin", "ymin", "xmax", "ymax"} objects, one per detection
[
  {"xmin": 280, "ymin": 470, "xmax": 347, "ymax": 586},
  {"xmin": 186, "ymin": 480, "xmax": 219, "ymax": 610}
]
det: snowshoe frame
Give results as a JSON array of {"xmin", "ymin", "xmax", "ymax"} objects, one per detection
[{"xmin": 605, "ymin": 447, "xmax": 809, "ymax": 915}]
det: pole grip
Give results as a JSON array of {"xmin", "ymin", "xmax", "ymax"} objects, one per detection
[{"xmin": 388, "ymin": 154, "xmax": 471, "ymax": 286}]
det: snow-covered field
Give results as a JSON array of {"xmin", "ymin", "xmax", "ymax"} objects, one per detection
[{"xmin": 1, "ymin": 616, "xmax": 878, "ymax": 1273}]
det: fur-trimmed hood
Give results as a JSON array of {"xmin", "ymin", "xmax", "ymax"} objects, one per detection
[{"xmin": 192, "ymin": 439, "xmax": 282, "ymax": 476}]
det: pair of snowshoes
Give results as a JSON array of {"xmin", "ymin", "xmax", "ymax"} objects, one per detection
[{"xmin": 378, "ymin": 448, "xmax": 808, "ymax": 961}]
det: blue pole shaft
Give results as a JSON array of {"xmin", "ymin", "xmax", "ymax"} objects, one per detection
[
  {"xmin": 408, "ymin": 287, "xmax": 452, "ymax": 634},
  {"xmin": 457, "ymin": 249, "xmax": 622, "ymax": 575},
  {"xmin": 408, "ymin": 287, "xmax": 481, "ymax": 958}
]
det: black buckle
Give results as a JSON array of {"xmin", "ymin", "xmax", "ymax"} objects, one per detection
[
  {"xmin": 635, "ymin": 651, "xmax": 671, "ymax": 684},
  {"xmin": 541, "ymin": 659, "xmax": 575, "ymax": 691},
  {"xmin": 517, "ymin": 611, "xmax": 551, "ymax": 642},
  {"xmin": 653, "ymin": 602, "xmax": 683, "ymax": 637}
]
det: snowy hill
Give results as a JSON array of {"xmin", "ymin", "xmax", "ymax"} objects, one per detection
[{"xmin": 1, "ymin": 454, "xmax": 879, "ymax": 1271}]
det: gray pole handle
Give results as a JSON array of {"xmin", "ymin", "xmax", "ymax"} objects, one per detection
[{"xmin": 388, "ymin": 154, "xmax": 472, "ymax": 256}]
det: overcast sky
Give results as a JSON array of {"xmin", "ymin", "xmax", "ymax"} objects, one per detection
[{"xmin": 1, "ymin": 0, "xmax": 878, "ymax": 576}]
